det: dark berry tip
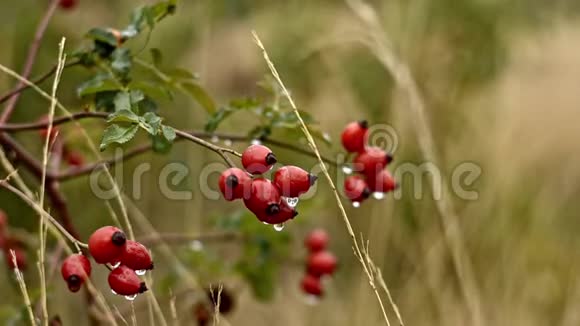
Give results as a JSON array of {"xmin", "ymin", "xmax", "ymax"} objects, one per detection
[
  {"xmin": 386, "ymin": 153, "xmax": 394, "ymax": 163},
  {"xmin": 266, "ymin": 204, "xmax": 280, "ymax": 215},
  {"xmin": 309, "ymin": 174, "xmax": 318, "ymax": 186},
  {"xmin": 111, "ymin": 231, "xmax": 127, "ymax": 246},
  {"xmin": 149, "ymin": 262, "xmax": 154, "ymax": 270},
  {"xmin": 67, "ymin": 275, "xmax": 81, "ymax": 285},
  {"xmin": 265, "ymin": 153, "xmax": 277, "ymax": 165},
  {"xmin": 358, "ymin": 120, "xmax": 369, "ymax": 129},
  {"xmin": 292, "ymin": 210, "xmax": 299, "ymax": 218},
  {"xmin": 362, "ymin": 187, "xmax": 371, "ymax": 199},
  {"xmin": 139, "ymin": 282, "xmax": 148, "ymax": 293},
  {"xmin": 225, "ymin": 175, "xmax": 239, "ymax": 188}
]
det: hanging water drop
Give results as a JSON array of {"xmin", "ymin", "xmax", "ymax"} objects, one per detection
[
  {"xmin": 111, "ymin": 262, "xmax": 121, "ymax": 268},
  {"xmin": 285, "ymin": 197, "xmax": 299, "ymax": 208},
  {"xmin": 223, "ymin": 139, "xmax": 233, "ymax": 146},
  {"xmin": 125, "ymin": 294, "xmax": 137, "ymax": 301},
  {"xmin": 273, "ymin": 223, "xmax": 285, "ymax": 232},
  {"xmin": 251, "ymin": 139, "xmax": 262, "ymax": 145},
  {"xmin": 111, "ymin": 289, "xmax": 118, "ymax": 295},
  {"xmin": 341, "ymin": 165, "xmax": 353, "ymax": 175},
  {"xmin": 135, "ymin": 270, "xmax": 146, "ymax": 276},
  {"xmin": 189, "ymin": 240, "xmax": 204, "ymax": 252},
  {"xmin": 352, "ymin": 201, "xmax": 361, "ymax": 208},
  {"xmin": 304, "ymin": 294, "xmax": 320, "ymax": 306},
  {"xmin": 373, "ymin": 192, "xmax": 385, "ymax": 200},
  {"xmin": 211, "ymin": 135, "xmax": 219, "ymax": 143}
]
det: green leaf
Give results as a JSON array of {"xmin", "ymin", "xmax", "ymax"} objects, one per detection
[
  {"xmin": 107, "ymin": 110, "xmax": 140, "ymax": 124},
  {"xmin": 77, "ymin": 74, "xmax": 121, "ymax": 97},
  {"xmin": 138, "ymin": 97, "xmax": 158, "ymax": 114},
  {"xmin": 86, "ymin": 28, "xmax": 118, "ymax": 46},
  {"xmin": 151, "ymin": 134, "xmax": 172, "ymax": 153},
  {"xmin": 139, "ymin": 112, "xmax": 162, "ymax": 135},
  {"xmin": 113, "ymin": 92, "xmax": 131, "ymax": 112},
  {"xmin": 111, "ymin": 48, "xmax": 132, "ymax": 76},
  {"xmin": 162, "ymin": 125, "xmax": 176, "ymax": 141},
  {"xmin": 181, "ymin": 83, "xmax": 216, "ymax": 113},
  {"xmin": 100, "ymin": 124, "xmax": 139, "ymax": 151},
  {"xmin": 164, "ymin": 68, "xmax": 197, "ymax": 80},
  {"xmin": 130, "ymin": 89, "xmax": 145, "ymax": 104},
  {"xmin": 150, "ymin": 48, "xmax": 163, "ymax": 67},
  {"xmin": 204, "ymin": 108, "xmax": 232, "ymax": 132}
]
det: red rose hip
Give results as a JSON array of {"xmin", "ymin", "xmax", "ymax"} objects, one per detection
[
  {"xmin": 218, "ymin": 168, "xmax": 250, "ymax": 201},
  {"xmin": 367, "ymin": 169, "xmax": 397, "ymax": 193},
  {"xmin": 108, "ymin": 266, "xmax": 147, "ymax": 296},
  {"xmin": 258, "ymin": 199, "xmax": 298, "ymax": 225},
  {"xmin": 65, "ymin": 151, "xmax": 84, "ymax": 167},
  {"xmin": 273, "ymin": 166, "xmax": 317, "ymax": 198},
  {"xmin": 341, "ymin": 120, "xmax": 368, "ymax": 153},
  {"xmin": 353, "ymin": 147, "xmax": 393, "ymax": 176},
  {"xmin": 241, "ymin": 145, "xmax": 277, "ymax": 174},
  {"xmin": 307, "ymin": 251, "xmax": 337, "ymax": 276},
  {"xmin": 88, "ymin": 226, "xmax": 127, "ymax": 264},
  {"xmin": 59, "ymin": 0, "xmax": 77, "ymax": 10},
  {"xmin": 344, "ymin": 176, "xmax": 371, "ymax": 203},
  {"xmin": 301, "ymin": 274, "xmax": 323, "ymax": 297},
  {"xmin": 61, "ymin": 254, "xmax": 91, "ymax": 292},
  {"xmin": 305, "ymin": 229, "xmax": 329, "ymax": 253},
  {"xmin": 119, "ymin": 240, "xmax": 153, "ymax": 272},
  {"xmin": 5, "ymin": 248, "xmax": 27, "ymax": 270},
  {"xmin": 243, "ymin": 178, "xmax": 281, "ymax": 218}
]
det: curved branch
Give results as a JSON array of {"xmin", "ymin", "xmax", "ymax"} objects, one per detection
[{"xmin": 0, "ymin": 111, "xmax": 107, "ymax": 132}]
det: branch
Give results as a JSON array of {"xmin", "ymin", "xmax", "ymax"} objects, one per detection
[
  {"xmin": 0, "ymin": 0, "xmax": 61, "ymax": 123},
  {"xmin": 0, "ymin": 111, "xmax": 107, "ymax": 132},
  {"xmin": 174, "ymin": 129, "xmax": 240, "ymax": 168}
]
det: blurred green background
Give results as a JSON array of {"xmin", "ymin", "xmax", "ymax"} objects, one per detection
[{"xmin": 1, "ymin": 0, "xmax": 580, "ymax": 325}]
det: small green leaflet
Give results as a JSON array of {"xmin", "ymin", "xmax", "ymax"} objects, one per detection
[{"xmin": 100, "ymin": 124, "xmax": 139, "ymax": 151}]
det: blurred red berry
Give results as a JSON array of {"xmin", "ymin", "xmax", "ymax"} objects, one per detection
[
  {"xmin": 119, "ymin": 240, "xmax": 153, "ymax": 271},
  {"xmin": 5, "ymin": 248, "xmax": 27, "ymax": 270},
  {"xmin": 218, "ymin": 168, "xmax": 251, "ymax": 201},
  {"xmin": 258, "ymin": 199, "xmax": 298, "ymax": 225},
  {"xmin": 108, "ymin": 266, "xmax": 147, "ymax": 296},
  {"xmin": 65, "ymin": 151, "xmax": 84, "ymax": 167},
  {"xmin": 241, "ymin": 145, "xmax": 277, "ymax": 174},
  {"xmin": 367, "ymin": 169, "xmax": 397, "ymax": 193},
  {"xmin": 305, "ymin": 229, "xmax": 329, "ymax": 253},
  {"xmin": 61, "ymin": 254, "xmax": 91, "ymax": 292},
  {"xmin": 88, "ymin": 226, "xmax": 126, "ymax": 264},
  {"xmin": 301, "ymin": 274, "xmax": 323, "ymax": 296},
  {"xmin": 341, "ymin": 120, "xmax": 368, "ymax": 153},
  {"xmin": 59, "ymin": 0, "xmax": 77, "ymax": 10},
  {"xmin": 344, "ymin": 175, "xmax": 371, "ymax": 203},
  {"xmin": 353, "ymin": 147, "xmax": 392, "ymax": 176},
  {"xmin": 307, "ymin": 251, "xmax": 337, "ymax": 276},
  {"xmin": 273, "ymin": 166, "xmax": 317, "ymax": 198}
]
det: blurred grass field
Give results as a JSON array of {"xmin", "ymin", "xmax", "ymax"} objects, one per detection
[{"xmin": 1, "ymin": 0, "xmax": 580, "ymax": 325}]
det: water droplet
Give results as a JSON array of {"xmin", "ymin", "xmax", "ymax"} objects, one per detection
[
  {"xmin": 323, "ymin": 133, "xmax": 331, "ymax": 142},
  {"xmin": 341, "ymin": 165, "xmax": 353, "ymax": 175},
  {"xmin": 125, "ymin": 294, "xmax": 137, "ymax": 301},
  {"xmin": 373, "ymin": 192, "xmax": 385, "ymax": 200},
  {"xmin": 262, "ymin": 222, "xmax": 269, "ymax": 225},
  {"xmin": 273, "ymin": 223, "xmax": 285, "ymax": 232},
  {"xmin": 135, "ymin": 270, "xmax": 146, "ymax": 276},
  {"xmin": 251, "ymin": 139, "xmax": 262, "ymax": 145},
  {"xmin": 285, "ymin": 197, "xmax": 299, "ymax": 207},
  {"xmin": 211, "ymin": 135, "xmax": 219, "ymax": 143},
  {"xmin": 223, "ymin": 139, "xmax": 233, "ymax": 146},
  {"xmin": 189, "ymin": 240, "xmax": 204, "ymax": 252},
  {"xmin": 111, "ymin": 262, "xmax": 121, "ymax": 268},
  {"xmin": 352, "ymin": 201, "xmax": 361, "ymax": 208},
  {"xmin": 111, "ymin": 289, "xmax": 118, "ymax": 295},
  {"xmin": 304, "ymin": 294, "xmax": 320, "ymax": 305}
]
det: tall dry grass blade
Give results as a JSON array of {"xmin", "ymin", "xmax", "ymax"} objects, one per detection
[
  {"xmin": 210, "ymin": 284, "xmax": 223, "ymax": 326},
  {"xmin": 10, "ymin": 250, "xmax": 37, "ymax": 326},
  {"xmin": 252, "ymin": 31, "xmax": 395, "ymax": 326},
  {"xmin": 345, "ymin": 0, "xmax": 483, "ymax": 324}
]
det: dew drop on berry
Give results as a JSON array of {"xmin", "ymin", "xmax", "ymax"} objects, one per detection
[
  {"xmin": 304, "ymin": 294, "xmax": 320, "ymax": 306},
  {"xmin": 262, "ymin": 221, "xmax": 269, "ymax": 225},
  {"xmin": 373, "ymin": 192, "xmax": 385, "ymax": 200},
  {"xmin": 111, "ymin": 262, "xmax": 121, "ymax": 268},
  {"xmin": 125, "ymin": 294, "xmax": 137, "ymax": 301},
  {"xmin": 352, "ymin": 201, "xmax": 361, "ymax": 208},
  {"xmin": 211, "ymin": 135, "xmax": 219, "ymax": 143},
  {"xmin": 285, "ymin": 197, "xmax": 299, "ymax": 208},
  {"xmin": 273, "ymin": 223, "xmax": 285, "ymax": 232},
  {"xmin": 251, "ymin": 139, "xmax": 262, "ymax": 145},
  {"xmin": 341, "ymin": 165, "xmax": 353, "ymax": 175},
  {"xmin": 189, "ymin": 240, "xmax": 204, "ymax": 252},
  {"xmin": 111, "ymin": 289, "xmax": 118, "ymax": 295},
  {"xmin": 223, "ymin": 139, "xmax": 233, "ymax": 146},
  {"xmin": 135, "ymin": 269, "xmax": 146, "ymax": 276}
]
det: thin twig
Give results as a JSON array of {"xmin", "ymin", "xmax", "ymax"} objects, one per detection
[
  {"xmin": 11, "ymin": 250, "xmax": 37, "ymax": 326},
  {"xmin": 174, "ymin": 129, "xmax": 240, "ymax": 168}
]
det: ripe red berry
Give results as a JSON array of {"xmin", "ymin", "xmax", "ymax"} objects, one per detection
[
  {"xmin": 0, "ymin": 210, "xmax": 7, "ymax": 232},
  {"xmin": 88, "ymin": 226, "xmax": 127, "ymax": 264},
  {"xmin": 305, "ymin": 229, "xmax": 329, "ymax": 253},
  {"xmin": 341, "ymin": 120, "xmax": 368, "ymax": 153},
  {"xmin": 108, "ymin": 266, "xmax": 147, "ymax": 296},
  {"xmin": 301, "ymin": 274, "xmax": 323, "ymax": 296},
  {"xmin": 38, "ymin": 115, "xmax": 60, "ymax": 143},
  {"xmin": 353, "ymin": 147, "xmax": 393, "ymax": 176},
  {"xmin": 59, "ymin": 0, "xmax": 77, "ymax": 10},
  {"xmin": 61, "ymin": 254, "xmax": 91, "ymax": 293},
  {"xmin": 258, "ymin": 199, "xmax": 298, "ymax": 225},
  {"xmin": 307, "ymin": 251, "xmax": 337, "ymax": 276},
  {"xmin": 5, "ymin": 248, "xmax": 27, "ymax": 270},
  {"xmin": 218, "ymin": 168, "xmax": 251, "ymax": 201},
  {"xmin": 119, "ymin": 240, "xmax": 153, "ymax": 271},
  {"xmin": 367, "ymin": 169, "xmax": 397, "ymax": 193},
  {"xmin": 241, "ymin": 145, "xmax": 277, "ymax": 174},
  {"xmin": 65, "ymin": 151, "xmax": 84, "ymax": 167},
  {"xmin": 273, "ymin": 166, "xmax": 317, "ymax": 198},
  {"xmin": 243, "ymin": 178, "xmax": 281, "ymax": 218},
  {"xmin": 344, "ymin": 176, "xmax": 371, "ymax": 203}
]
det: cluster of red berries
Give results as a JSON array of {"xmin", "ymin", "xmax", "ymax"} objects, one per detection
[
  {"xmin": 300, "ymin": 229, "xmax": 337, "ymax": 298},
  {"xmin": 341, "ymin": 120, "xmax": 397, "ymax": 206},
  {"xmin": 61, "ymin": 226, "xmax": 152, "ymax": 298},
  {"xmin": 38, "ymin": 115, "xmax": 84, "ymax": 168},
  {"xmin": 219, "ymin": 144, "xmax": 317, "ymax": 226},
  {"xmin": 59, "ymin": 0, "xmax": 77, "ymax": 10},
  {"xmin": 0, "ymin": 210, "xmax": 27, "ymax": 270}
]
